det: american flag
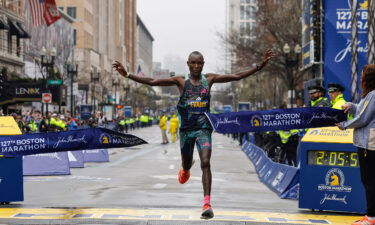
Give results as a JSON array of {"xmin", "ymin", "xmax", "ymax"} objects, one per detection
[{"xmin": 28, "ymin": 0, "xmax": 45, "ymax": 27}]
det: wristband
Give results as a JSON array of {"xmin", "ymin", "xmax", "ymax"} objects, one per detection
[{"xmin": 255, "ymin": 64, "xmax": 261, "ymax": 71}]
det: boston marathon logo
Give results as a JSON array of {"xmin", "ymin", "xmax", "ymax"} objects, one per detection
[
  {"xmin": 100, "ymin": 134, "xmax": 112, "ymax": 144},
  {"xmin": 318, "ymin": 168, "xmax": 352, "ymax": 192},
  {"xmin": 251, "ymin": 115, "xmax": 262, "ymax": 127}
]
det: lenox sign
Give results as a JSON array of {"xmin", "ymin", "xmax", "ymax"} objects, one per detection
[{"xmin": 15, "ymin": 88, "xmax": 41, "ymax": 95}]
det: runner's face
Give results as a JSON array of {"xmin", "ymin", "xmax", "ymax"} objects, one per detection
[{"xmin": 187, "ymin": 54, "xmax": 204, "ymax": 77}]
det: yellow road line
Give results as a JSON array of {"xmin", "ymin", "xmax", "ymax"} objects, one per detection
[{"xmin": 0, "ymin": 208, "xmax": 361, "ymax": 224}]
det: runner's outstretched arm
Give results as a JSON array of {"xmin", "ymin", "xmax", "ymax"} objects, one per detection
[
  {"xmin": 112, "ymin": 61, "xmax": 182, "ymax": 87},
  {"xmin": 208, "ymin": 49, "xmax": 275, "ymax": 84}
]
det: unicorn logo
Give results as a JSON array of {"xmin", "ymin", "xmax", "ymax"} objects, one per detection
[
  {"xmin": 99, "ymin": 134, "xmax": 111, "ymax": 144},
  {"xmin": 250, "ymin": 115, "xmax": 262, "ymax": 127},
  {"xmin": 329, "ymin": 173, "xmax": 340, "ymax": 186}
]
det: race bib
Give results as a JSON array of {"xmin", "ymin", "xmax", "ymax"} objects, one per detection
[{"xmin": 187, "ymin": 100, "xmax": 208, "ymax": 113}]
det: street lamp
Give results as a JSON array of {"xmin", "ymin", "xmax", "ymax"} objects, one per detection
[
  {"xmin": 90, "ymin": 70, "xmax": 100, "ymax": 113},
  {"xmin": 283, "ymin": 43, "xmax": 301, "ymax": 108},
  {"xmin": 124, "ymin": 84, "xmax": 130, "ymax": 106},
  {"xmin": 67, "ymin": 64, "xmax": 78, "ymax": 117},
  {"xmin": 112, "ymin": 77, "xmax": 119, "ymax": 117},
  {"xmin": 40, "ymin": 46, "xmax": 56, "ymax": 115}
]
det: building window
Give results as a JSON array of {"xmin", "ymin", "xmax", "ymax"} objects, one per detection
[
  {"xmin": 73, "ymin": 29, "xmax": 76, "ymax": 46},
  {"xmin": 67, "ymin": 7, "xmax": 76, "ymax": 19},
  {"xmin": 240, "ymin": 5, "xmax": 253, "ymax": 20},
  {"xmin": 240, "ymin": 22, "xmax": 250, "ymax": 36}
]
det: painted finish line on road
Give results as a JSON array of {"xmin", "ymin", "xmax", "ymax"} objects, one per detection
[{"xmin": 0, "ymin": 208, "xmax": 360, "ymax": 224}]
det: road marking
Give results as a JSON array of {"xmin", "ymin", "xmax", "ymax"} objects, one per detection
[
  {"xmin": 100, "ymin": 145, "xmax": 161, "ymax": 168},
  {"xmin": 0, "ymin": 208, "xmax": 361, "ymax": 224},
  {"xmin": 152, "ymin": 183, "xmax": 167, "ymax": 189}
]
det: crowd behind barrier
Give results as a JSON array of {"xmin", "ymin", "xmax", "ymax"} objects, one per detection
[
  {"xmin": 228, "ymin": 130, "xmax": 302, "ymax": 168},
  {"xmin": 4, "ymin": 110, "xmax": 161, "ymax": 134}
]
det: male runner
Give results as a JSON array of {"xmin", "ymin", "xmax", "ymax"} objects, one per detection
[{"xmin": 113, "ymin": 49, "xmax": 275, "ymax": 219}]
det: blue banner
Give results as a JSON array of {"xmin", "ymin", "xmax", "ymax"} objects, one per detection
[
  {"xmin": 205, "ymin": 107, "xmax": 347, "ymax": 134},
  {"xmin": 68, "ymin": 151, "xmax": 84, "ymax": 168},
  {"xmin": 241, "ymin": 141, "xmax": 299, "ymax": 199},
  {"xmin": 323, "ymin": 0, "xmax": 368, "ymax": 100},
  {"xmin": 0, "ymin": 128, "xmax": 147, "ymax": 157},
  {"xmin": 83, "ymin": 149, "xmax": 109, "ymax": 162},
  {"xmin": 80, "ymin": 105, "xmax": 93, "ymax": 120},
  {"xmin": 23, "ymin": 152, "xmax": 71, "ymax": 175}
]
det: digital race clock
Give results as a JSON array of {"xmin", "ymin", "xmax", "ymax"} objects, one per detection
[{"xmin": 308, "ymin": 150, "xmax": 359, "ymax": 167}]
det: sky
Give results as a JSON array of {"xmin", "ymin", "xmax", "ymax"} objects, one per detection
[{"xmin": 137, "ymin": 0, "xmax": 227, "ymax": 75}]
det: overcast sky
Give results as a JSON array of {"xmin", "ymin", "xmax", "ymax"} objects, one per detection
[{"xmin": 137, "ymin": 0, "xmax": 226, "ymax": 74}]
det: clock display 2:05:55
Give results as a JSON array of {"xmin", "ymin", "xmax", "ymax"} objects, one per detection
[{"xmin": 308, "ymin": 150, "xmax": 359, "ymax": 167}]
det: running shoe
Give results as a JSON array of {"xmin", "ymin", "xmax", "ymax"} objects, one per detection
[
  {"xmin": 352, "ymin": 216, "xmax": 375, "ymax": 225},
  {"xmin": 201, "ymin": 204, "xmax": 214, "ymax": 219},
  {"xmin": 178, "ymin": 168, "xmax": 190, "ymax": 184}
]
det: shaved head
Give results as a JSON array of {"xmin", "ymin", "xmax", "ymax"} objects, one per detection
[{"xmin": 188, "ymin": 51, "xmax": 204, "ymax": 61}]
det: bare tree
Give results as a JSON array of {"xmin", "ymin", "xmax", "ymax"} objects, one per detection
[{"xmin": 220, "ymin": 0, "xmax": 303, "ymax": 108}]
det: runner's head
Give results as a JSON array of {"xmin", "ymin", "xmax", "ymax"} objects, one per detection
[{"xmin": 187, "ymin": 51, "xmax": 204, "ymax": 78}]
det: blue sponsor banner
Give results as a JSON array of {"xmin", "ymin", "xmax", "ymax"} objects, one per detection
[
  {"xmin": 206, "ymin": 107, "xmax": 346, "ymax": 134},
  {"xmin": 23, "ymin": 152, "xmax": 70, "ymax": 175},
  {"xmin": 323, "ymin": 0, "xmax": 368, "ymax": 100},
  {"xmin": 124, "ymin": 106, "xmax": 132, "ymax": 118},
  {"xmin": 83, "ymin": 149, "xmax": 109, "ymax": 162},
  {"xmin": 68, "ymin": 151, "xmax": 84, "ymax": 168},
  {"xmin": 0, "ymin": 128, "xmax": 147, "ymax": 157},
  {"xmin": 241, "ymin": 141, "xmax": 299, "ymax": 199},
  {"xmin": 80, "ymin": 105, "xmax": 93, "ymax": 120}
]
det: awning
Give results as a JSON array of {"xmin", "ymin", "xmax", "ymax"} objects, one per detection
[
  {"xmin": 16, "ymin": 22, "xmax": 31, "ymax": 39},
  {"xmin": 8, "ymin": 19, "xmax": 24, "ymax": 37},
  {"xmin": 0, "ymin": 17, "xmax": 9, "ymax": 30},
  {"xmin": 8, "ymin": 19, "xmax": 31, "ymax": 39}
]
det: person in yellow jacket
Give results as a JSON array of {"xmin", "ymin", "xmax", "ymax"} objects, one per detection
[
  {"xmin": 159, "ymin": 112, "xmax": 169, "ymax": 144},
  {"xmin": 328, "ymin": 83, "xmax": 347, "ymax": 109},
  {"xmin": 169, "ymin": 114, "xmax": 179, "ymax": 143},
  {"xmin": 278, "ymin": 129, "xmax": 300, "ymax": 166}
]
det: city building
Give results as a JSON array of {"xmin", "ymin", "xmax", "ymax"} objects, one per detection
[
  {"xmin": 56, "ymin": 0, "xmax": 137, "ymax": 118},
  {"xmin": 225, "ymin": 0, "xmax": 257, "ymax": 73}
]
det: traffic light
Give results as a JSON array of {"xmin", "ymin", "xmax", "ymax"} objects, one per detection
[{"xmin": 117, "ymin": 104, "xmax": 123, "ymax": 109}]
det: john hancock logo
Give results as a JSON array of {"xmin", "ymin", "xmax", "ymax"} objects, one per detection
[
  {"xmin": 251, "ymin": 115, "xmax": 262, "ymax": 127},
  {"xmin": 318, "ymin": 168, "xmax": 352, "ymax": 192},
  {"xmin": 99, "ymin": 134, "xmax": 112, "ymax": 144}
]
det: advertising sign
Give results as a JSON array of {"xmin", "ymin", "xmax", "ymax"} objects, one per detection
[
  {"xmin": 124, "ymin": 106, "xmax": 132, "ymax": 118},
  {"xmin": 238, "ymin": 102, "xmax": 250, "ymax": 111},
  {"xmin": 301, "ymin": 0, "xmax": 314, "ymax": 68},
  {"xmin": 80, "ymin": 105, "xmax": 93, "ymax": 120},
  {"xmin": 323, "ymin": 0, "xmax": 368, "ymax": 100}
]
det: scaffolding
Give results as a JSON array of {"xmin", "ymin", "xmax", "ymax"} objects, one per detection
[{"xmin": 350, "ymin": 0, "xmax": 359, "ymax": 102}]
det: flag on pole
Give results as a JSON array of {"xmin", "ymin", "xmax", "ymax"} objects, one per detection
[
  {"xmin": 28, "ymin": 0, "xmax": 61, "ymax": 27},
  {"xmin": 44, "ymin": 0, "xmax": 61, "ymax": 26},
  {"xmin": 29, "ymin": 0, "xmax": 45, "ymax": 27},
  {"xmin": 137, "ymin": 64, "xmax": 145, "ymax": 76}
]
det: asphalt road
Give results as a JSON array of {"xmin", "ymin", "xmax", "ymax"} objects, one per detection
[{"xmin": 0, "ymin": 125, "xmax": 361, "ymax": 224}]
